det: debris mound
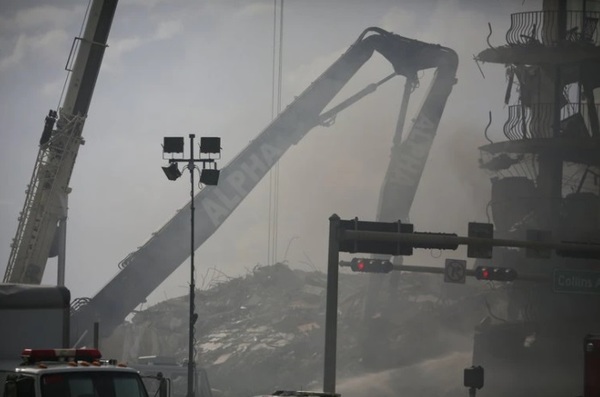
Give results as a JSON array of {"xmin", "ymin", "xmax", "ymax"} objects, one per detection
[{"xmin": 107, "ymin": 263, "xmax": 493, "ymax": 397}]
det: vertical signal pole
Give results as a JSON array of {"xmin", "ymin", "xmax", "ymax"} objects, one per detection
[{"xmin": 324, "ymin": 214, "xmax": 341, "ymax": 393}]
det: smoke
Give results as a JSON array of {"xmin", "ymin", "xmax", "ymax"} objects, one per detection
[
  {"xmin": 337, "ymin": 351, "xmax": 472, "ymax": 397},
  {"xmin": 255, "ymin": 0, "xmax": 509, "ymax": 276},
  {"xmin": 0, "ymin": 0, "xmax": 535, "ymax": 305},
  {"xmin": 125, "ymin": 0, "xmax": 524, "ymax": 303}
]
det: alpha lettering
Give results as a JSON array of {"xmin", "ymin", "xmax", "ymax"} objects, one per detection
[
  {"xmin": 202, "ymin": 198, "xmax": 229, "ymax": 226},
  {"xmin": 240, "ymin": 154, "xmax": 268, "ymax": 182},
  {"xmin": 201, "ymin": 142, "xmax": 286, "ymax": 227}
]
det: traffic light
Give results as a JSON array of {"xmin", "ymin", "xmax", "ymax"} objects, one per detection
[
  {"xmin": 467, "ymin": 222, "xmax": 493, "ymax": 259},
  {"xmin": 474, "ymin": 266, "xmax": 517, "ymax": 282},
  {"xmin": 584, "ymin": 334, "xmax": 600, "ymax": 397},
  {"xmin": 464, "ymin": 365, "xmax": 484, "ymax": 390},
  {"xmin": 349, "ymin": 258, "xmax": 393, "ymax": 273}
]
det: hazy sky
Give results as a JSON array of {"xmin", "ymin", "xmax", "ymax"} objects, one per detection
[{"xmin": 0, "ymin": 0, "xmax": 540, "ymax": 306}]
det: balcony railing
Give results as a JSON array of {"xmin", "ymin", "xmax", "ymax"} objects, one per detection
[
  {"xmin": 507, "ymin": 10, "xmax": 599, "ymax": 46},
  {"xmin": 503, "ymin": 103, "xmax": 599, "ymax": 141}
]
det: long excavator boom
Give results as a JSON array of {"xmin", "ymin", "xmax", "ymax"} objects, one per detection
[
  {"xmin": 365, "ymin": 30, "xmax": 458, "ymax": 326},
  {"xmin": 376, "ymin": 42, "xmax": 457, "ymax": 223},
  {"xmin": 3, "ymin": 0, "xmax": 118, "ymax": 284},
  {"xmin": 71, "ymin": 28, "xmax": 457, "ymax": 341}
]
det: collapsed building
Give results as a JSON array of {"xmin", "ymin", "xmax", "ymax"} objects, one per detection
[{"xmin": 101, "ymin": 263, "xmax": 506, "ymax": 397}]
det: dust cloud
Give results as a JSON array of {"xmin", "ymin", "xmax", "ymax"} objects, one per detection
[{"xmin": 337, "ymin": 351, "xmax": 472, "ymax": 397}]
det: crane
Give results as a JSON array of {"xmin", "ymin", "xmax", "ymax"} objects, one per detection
[
  {"xmin": 70, "ymin": 27, "xmax": 458, "ymax": 343},
  {"xmin": 3, "ymin": 0, "xmax": 119, "ymax": 284}
]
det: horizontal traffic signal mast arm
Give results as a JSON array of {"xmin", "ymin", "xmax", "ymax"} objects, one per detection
[{"xmin": 339, "ymin": 229, "xmax": 600, "ymax": 258}]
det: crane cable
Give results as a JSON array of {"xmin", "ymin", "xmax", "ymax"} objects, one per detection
[{"xmin": 268, "ymin": 0, "xmax": 283, "ymax": 266}]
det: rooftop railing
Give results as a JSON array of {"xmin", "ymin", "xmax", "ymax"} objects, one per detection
[{"xmin": 507, "ymin": 10, "xmax": 599, "ymax": 46}]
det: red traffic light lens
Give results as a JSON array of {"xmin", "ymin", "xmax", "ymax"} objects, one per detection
[{"xmin": 357, "ymin": 261, "xmax": 365, "ymax": 271}]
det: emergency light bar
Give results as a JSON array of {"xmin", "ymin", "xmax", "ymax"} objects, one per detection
[{"xmin": 21, "ymin": 348, "xmax": 102, "ymax": 364}]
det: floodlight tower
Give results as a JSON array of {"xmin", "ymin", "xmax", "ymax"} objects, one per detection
[{"xmin": 161, "ymin": 134, "xmax": 221, "ymax": 397}]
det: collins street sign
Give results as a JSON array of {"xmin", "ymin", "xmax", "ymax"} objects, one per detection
[{"xmin": 553, "ymin": 269, "xmax": 600, "ymax": 295}]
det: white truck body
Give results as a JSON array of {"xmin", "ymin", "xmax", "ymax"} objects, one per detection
[
  {"xmin": 0, "ymin": 284, "xmax": 70, "ymax": 363},
  {"xmin": 0, "ymin": 285, "xmax": 150, "ymax": 397},
  {"xmin": 0, "ymin": 352, "xmax": 148, "ymax": 397}
]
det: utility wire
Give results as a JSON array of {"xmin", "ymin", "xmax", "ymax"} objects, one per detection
[{"xmin": 268, "ymin": 0, "xmax": 283, "ymax": 266}]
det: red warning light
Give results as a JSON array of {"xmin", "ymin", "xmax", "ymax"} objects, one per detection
[
  {"xmin": 357, "ymin": 261, "xmax": 365, "ymax": 271},
  {"xmin": 21, "ymin": 348, "xmax": 102, "ymax": 364}
]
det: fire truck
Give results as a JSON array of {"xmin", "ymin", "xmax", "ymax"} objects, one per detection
[
  {"xmin": 0, "ymin": 348, "xmax": 152, "ymax": 397},
  {"xmin": 0, "ymin": 285, "xmax": 166, "ymax": 397}
]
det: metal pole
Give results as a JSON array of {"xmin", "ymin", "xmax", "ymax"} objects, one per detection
[
  {"xmin": 57, "ymin": 192, "xmax": 68, "ymax": 286},
  {"xmin": 93, "ymin": 322, "xmax": 99, "ymax": 349},
  {"xmin": 57, "ymin": 217, "xmax": 67, "ymax": 286},
  {"xmin": 187, "ymin": 133, "xmax": 196, "ymax": 397},
  {"xmin": 323, "ymin": 214, "xmax": 340, "ymax": 393}
]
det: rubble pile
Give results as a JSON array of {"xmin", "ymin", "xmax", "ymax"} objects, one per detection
[{"xmin": 109, "ymin": 263, "xmax": 501, "ymax": 397}]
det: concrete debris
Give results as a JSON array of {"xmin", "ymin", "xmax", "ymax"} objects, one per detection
[{"xmin": 103, "ymin": 263, "xmax": 504, "ymax": 397}]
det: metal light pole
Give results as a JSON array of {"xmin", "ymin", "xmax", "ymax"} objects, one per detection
[
  {"xmin": 187, "ymin": 133, "xmax": 197, "ymax": 397},
  {"xmin": 161, "ymin": 134, "xmax": 221, "ymax": 397}
]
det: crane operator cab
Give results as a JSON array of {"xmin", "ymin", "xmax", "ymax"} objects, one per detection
[{"xmin": 0, "ymin": 349, "xmax": 149, "ymax": 397}]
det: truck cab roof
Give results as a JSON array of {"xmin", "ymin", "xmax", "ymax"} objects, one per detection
[
  {"xmin": 1, "ymin": 350, "xmax": 149, "ymax": 397},
  {"xmin": 12, "ymin": 348, "xmax": 140, "ymax": 376},
  {"xmin": 14, "ymin": 363, "xmax": 140, "ymax": 376}
]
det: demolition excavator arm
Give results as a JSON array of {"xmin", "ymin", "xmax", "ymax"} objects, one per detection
[
  {"xmin": 364, "ymin": 27, "xmax": 458, "ymax": 332},
  {"xmin": 71, "ymin": 27, "xmax": 458, "ymax": 341}
]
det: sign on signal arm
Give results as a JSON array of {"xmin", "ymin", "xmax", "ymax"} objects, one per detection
[
  {"xmin": 444, "ymin": 259, "xmax": 466, "ymax": 284},
  {"xmin": 553, "ymin": 269, "xmax": 600, "ymax": 295}
]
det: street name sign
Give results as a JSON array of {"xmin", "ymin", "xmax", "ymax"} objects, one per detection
[{"xmin": 553, "ymin": 269, "xmax": 600, "ymax": 295}]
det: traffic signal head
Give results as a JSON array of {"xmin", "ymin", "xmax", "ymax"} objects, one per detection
[
  {"xmin": 349, "ymin": 258, "xmax": 393, "ymax": 273},
  {"xmin": 474, "ymin": 266, "xmax": 517, "ymax": 282},
  {"xmin": 464, "ymin": 365, "xmax": 484, "ymax": 389}
]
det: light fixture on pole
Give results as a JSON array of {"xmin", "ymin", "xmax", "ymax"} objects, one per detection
[
  {"xmin": 161, "ymin": 134, "xmax": 221, "ymax": 397},
  {"xmin": 162, "ymin": 162, "xmax": 182, "ymax": 181}
]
